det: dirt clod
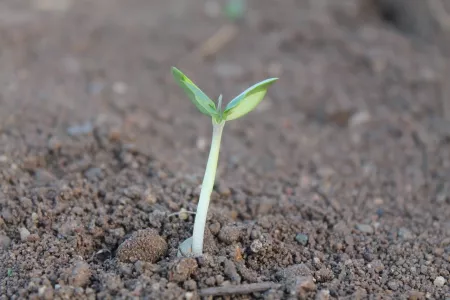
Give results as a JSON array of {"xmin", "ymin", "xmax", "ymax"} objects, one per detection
[
  {"xmin": 218, "ymin": 225, "xmax": 243, "ymax": 244},
  {"xmin": 117, "ymin": 229, "xmax": 167, "ymax": 263},
  {"xmin": 169, "ymin": 258, "xmax": 198, "ymax": 283}
]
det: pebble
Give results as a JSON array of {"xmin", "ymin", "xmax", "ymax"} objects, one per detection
[
  {"xmin": 295, "ymin": 233, "xmax": 309, "ymax": 246},
  {"xmin": 433, "ymin": 276, "xmax": 446, "ymax": 287},
  {"xmin": 117, "ymin": 229, "xmax": 167, "ymax": 263},
  {"xmin": 19, "ymin": 227, "xmax": 30, "ymax": 241},
  {"xmin": 355, "ymin": 224, "xmax": 374, "ymax": 234}
]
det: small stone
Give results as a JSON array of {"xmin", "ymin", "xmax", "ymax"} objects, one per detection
[
  {"xmin": 218, "ymin": 225, "xmax": 243, "ymax": 244},
  {"xmin": 117, "ymin": 229, "xmax": 167, "ymax": 263},
  {"xmin": 433, "ymin": 276, "xmax": 446, "ymax": 287},
  {"xmin": 67, "ymin": 261, "xmax": 91, "ymax": 287},
  {"xmin": 316, "ymin": 289, "xmax": 330, "ymax": 300},
  {"xmin": 19, "ymin": 227, "xmax": 30, "ymax": 241},
  {"xmin": 355, "ymin": 224, "xmax": 373, "ymax": 234},
  {"xmin": 250, "ymin": 239, "xmax": 263, "ymax": 253},
  {"xmin": 295, "ymin": 233, "xmax": 309, "ymax": 246},
  {"xmin": 0, "ymin": 235, "xmax": 11, "ymax": 249},
  {"xmin": 398, "ymin": 227, "xmax": 413, "ymax": 240},
  {"xmin": 169, "ymin": 258, "xmax": 198, "ymax": 283},
  {"xmin": 388, "ymin": 280, "xmax": 399, "ymax": 291}
]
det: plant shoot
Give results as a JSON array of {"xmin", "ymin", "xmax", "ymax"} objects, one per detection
[{"xmin": 171, "ymin": 67, "xmax": 278, "ymax": 257}]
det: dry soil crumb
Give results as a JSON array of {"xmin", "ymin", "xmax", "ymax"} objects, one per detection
[{"xmin": 116, "ymin": 229, "xmax": 168, "ymax": 263}]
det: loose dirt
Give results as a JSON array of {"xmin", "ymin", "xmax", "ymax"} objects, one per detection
[{"xmin": 0, "ymin": 0, "xmax": 449, "ymax": 299}]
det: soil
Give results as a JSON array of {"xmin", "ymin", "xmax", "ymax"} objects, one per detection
[{"xmin": 0, "ymin": 0, "xmax": 449, "ymax": 299}]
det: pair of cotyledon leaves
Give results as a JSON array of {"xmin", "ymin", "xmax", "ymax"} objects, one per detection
[{"xmin": 172, "ymin": 67, "xmax": 278, "ymax": 123}]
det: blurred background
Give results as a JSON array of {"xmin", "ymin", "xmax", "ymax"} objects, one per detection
[{"xmin": 1, "ymin": 0, "xmax": 450, "ymax": 175}]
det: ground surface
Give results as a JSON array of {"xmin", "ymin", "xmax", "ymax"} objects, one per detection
[{"xmin": 0, "ymin": 0, "xmax": 449, "ymax": 299}]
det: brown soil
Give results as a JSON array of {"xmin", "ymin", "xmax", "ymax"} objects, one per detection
[{"xmin": 0, "ymin": 0, "xmax": 449, "ymax": 299}]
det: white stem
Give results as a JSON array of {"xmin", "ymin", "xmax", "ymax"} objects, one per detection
[{"xmin": 191, "ymin": 121, "xmax": 225, "ymax": 256}]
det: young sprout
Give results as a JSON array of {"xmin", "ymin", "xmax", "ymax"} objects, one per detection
[{"xmin": 171, "ymin": 67, "xmax": 278, "ymax": 257}]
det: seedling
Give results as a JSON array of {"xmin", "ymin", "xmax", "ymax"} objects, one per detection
[{"xmin": 171, "ymin": 67, "xmax": 278, "ymax": 257}]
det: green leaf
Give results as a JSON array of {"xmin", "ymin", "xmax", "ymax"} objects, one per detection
[
  {"xmin": 223, "ymin": 78, "xmax": 278, "ymax": 121},
  {"xmin": 171, "ymin": 67, "xmax": 217, "ymax": 117}
]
